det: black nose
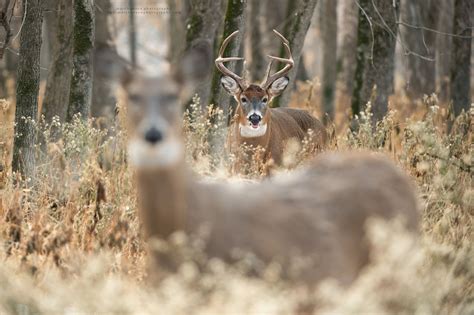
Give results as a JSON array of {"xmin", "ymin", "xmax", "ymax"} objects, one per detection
[
  {"xmin": 144, "ymin": 127, "xmax": 163, "ymax": 144},
  {"xmin": 249, "ymin": 114, "xmax": 262, "ymax": 125}
]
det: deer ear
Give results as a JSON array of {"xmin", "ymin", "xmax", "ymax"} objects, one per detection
[
  {"xmin": 221, "ymin": 76, "xmax": 241, "ymax": 95},
  {"xmin": 268, "ymin": 76, "xmax": 289, "ymax": 97}
]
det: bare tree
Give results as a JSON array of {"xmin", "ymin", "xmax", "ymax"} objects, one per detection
[
  {"xmin": 450, "ymin": 0, "xmax": 472, "ymax": 116},
  {"xmin": 91, "ymin": 0, "xmax": 119, "ymax": 119},
  {"xmin": 208, "ymin": 0, "xmax": 247, "ymax": 113},
  {"xmin": 351, "ymin": 0, "xmax": 400, "ymax": 122},
  {"xmin": 261, "ymin": 0, "xmax": 287, "ymax": 54},
  {"xmin": 272, "ymin": 0, "xmax": 318, "ymax": 108},
  {"xmin": 183, "ymin": 0, "xmax": 224, "ymax": 107},
  {"xmin": 400, "ymin": 0, "xmax": 439, "ymax": 99},
  {"xmin": 12, "ymin": 0, "xmax": 42, "ymax": 177},
  {"xmin": 167, "ymin": 0, "xmax": 187, "ymax": 67},
  {"xmin": 247, "ymin": 0, "xmax": 264, "ymax": 81},
  {"xmin": 66, "ymin": 0, "xmax": 95, "ymax": 122},
  {"xmin": 128, "ymin": 0, "xmax": 137, "ymax": 66},
  {"xmin": 0, "ymin": 0, "xmax": 13, "ymax": 59},
  {"xmin": 435, "ymin": 0, "xmax": 454, "ymax": 103},
  {"xmin": 334, "ymin": 0, "xmax": 358, "ymax": 126},
  {"xmin": 42, "ymin": 0, "xmax": 73, "ymax": 126},
  {"xmin": 319, "ymin": 0, "xmax": 337, "ymax": 124},
  {"xmin": 40, "ymin": 0, "xmax": 57, "ymax": 82}
]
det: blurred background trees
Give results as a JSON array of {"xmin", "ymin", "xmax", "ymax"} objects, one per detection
[{"xmin": 0, "ymin": 0, "xmax": 472, "ymax": 177}]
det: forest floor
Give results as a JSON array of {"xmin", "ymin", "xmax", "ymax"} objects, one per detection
[{"xmin": 0, "ymin": 86, "xmax": 472, "ymax": 314}]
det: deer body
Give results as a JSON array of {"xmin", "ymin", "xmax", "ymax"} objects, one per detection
[
  {"xmin": 216, "ymin": 31, "xmax": 327, "ymax": 170},
  {"xmin": 137, "ymin": 152, "xmax": 419, "ymax": 286}
]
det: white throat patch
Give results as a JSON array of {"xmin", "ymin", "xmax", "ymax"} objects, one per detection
[
  {"xmin": 239, "ymin": 123, "xmax": 268, "ymax": 138},
  {"xmin": 128, "ymin": 137, "xmax": 183, "ymax": 169}
]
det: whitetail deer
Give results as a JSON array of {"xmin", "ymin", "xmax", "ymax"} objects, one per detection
[
  {"xmin": 121, "ymin": 46, "xmax": 419, "ymax": 287},
  {"xmin": 216, "ymin": 30, "xmax": 327, "ymax": 171}
]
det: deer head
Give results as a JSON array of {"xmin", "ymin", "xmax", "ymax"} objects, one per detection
[
  {"xmin": 216, "ymin": 30, "xmax": 294, "ymax": 137},
  {"xmin": 121, "ymin": 42, "xmax": 211, "ymax": 169}
]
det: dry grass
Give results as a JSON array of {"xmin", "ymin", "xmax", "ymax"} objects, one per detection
[{"xmin": 0, "ymin": 86, "xmax": 472, "ymax": 314}]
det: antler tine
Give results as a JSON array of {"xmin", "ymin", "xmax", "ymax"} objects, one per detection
[
  {"xmin": 272, "ymin": 29, "xmax": 289, "ymax": 45},
  {"xmin": 215, "ymin": 30, "xmax": 246, "ymax": 87},
  {"xmin": 262, "ymin": 30, "xmax": 294, "ymax": 89}
]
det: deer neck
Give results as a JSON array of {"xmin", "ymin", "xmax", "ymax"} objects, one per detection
[{"xmin": 136, "ymin": 161, "xmax": 187, "ymax": 240}]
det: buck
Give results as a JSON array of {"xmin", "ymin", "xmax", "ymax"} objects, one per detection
[
  {"xmin": 121, "ymin": 46, "xmax": 419, "ymax": 286},
  {"xmin": 216, "ymin": 30, "xmax": 327, "ymax": 171}
]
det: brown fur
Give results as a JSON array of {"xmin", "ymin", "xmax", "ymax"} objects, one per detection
[
  {"xmin": 228, "ymin": 104, "xmax": 327, "ymax": 171},
  {"xmin": 137, "ymin": 151, "xmax": 419, "ymax": 286}
]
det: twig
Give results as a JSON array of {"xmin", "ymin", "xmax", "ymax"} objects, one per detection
[
  {"xmin": 424, "ymin": 152, "xmax": 472, "ymax": 173},
  {"xmin": 372, "ymin": 0, "xmax": 436, "ymax": 63},
  {"xmin": 355, "ymin": 0, "xmax": 375, "ymax": 65},
  {"xmin": 11, "ymin": 0, "xmax": 27, "ymax": 42},
  {"xmin": 397, "ymin": 21, "xmax": 474, "ymax": 39}
]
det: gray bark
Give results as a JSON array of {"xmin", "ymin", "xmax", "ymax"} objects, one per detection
[
  {"xmin": 247, "ymin": 0, "xmax": 265, "ymax": 81},
  {"xmin": 184, "ymin": 0, "xmax": 224, "ymax": 107},
  {"xmin": 334, "ymin": 0, "xmax": 358, "ymax": 119},
  {"xmin": 91, "ymin": 0, "xmax": 118, "ymax": 119},
  {"xmin": 351, "ymin": 0, "xmax": 400, "ymax": 122},
  {"xmin": 0, "ymin": 0, "xmax": 13, "ymax": 59},
  {"xmin": 167, "ymin": 0, "xmax": 187, "ymax": 67},
  {"xmin": 128, "ymin": 0, "xmax": 137, "ymax": 66},
  {"xmin": 435, "ymin": 0, "xmax": 454, "ymax": 103},
  {"xmin": 208, "ymin": 0, "xmax": 247, "ymax": 113},
  {"xmin": 13, "ymin": 0, "xmax": 42, "ymax": 178},
  {"xmin": 42, "ymin": 0, "xmax": 73, "ymax": 125},
  {"xmin": 450, "ymin": 0, "xmax": 472, "ymax": 116},
  {"xmin": 400, "ymin": 0, "xmax": 439, "ymax": 99},
  {"xmin": 272, "ymin": 0, "xmax": 318, "ymax": 108},
  {"xmin": 261, "ymin": 0, "xmax": 287, "ymax": 55},
  {"xmin": 66, "ymin": 0, "xmax": 94, "ymax": 122},
  {"xmin": 40, "ymin": 0, "xmax": 56, "ymax": 81},
  {"xmin": 320, "ymin": 0, "xmax": 337, "ymax": 124}
]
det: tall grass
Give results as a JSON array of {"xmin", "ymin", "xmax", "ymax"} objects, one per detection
[{"xmin": 0, "ymin": 91, "xmax": 472, "ymax": 314}]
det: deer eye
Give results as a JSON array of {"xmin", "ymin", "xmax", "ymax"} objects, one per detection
[
  {"xmin": 241, "ymin": 97, "xmax": 248, "ymax": 103},
  {"xmin": 262, "ymin": 97, "xmax": 268, "ymax": 103}
]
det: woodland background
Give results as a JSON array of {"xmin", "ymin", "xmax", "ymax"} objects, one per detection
[{"xmin": 0, "ymin": 0, "xmax": 472, "ymax": 314}]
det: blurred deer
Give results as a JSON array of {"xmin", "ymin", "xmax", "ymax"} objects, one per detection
[
  {"xmin": 121, "ymin": 45, "xmax": 419, "ymax": 286},
  {"xmin": 216, "ymin": 30, "xmax": 327, "ymax": 173}
]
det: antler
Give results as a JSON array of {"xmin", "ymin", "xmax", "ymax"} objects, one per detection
[
  {"xmin": 261, "ymin": 30, "xmax": 294, "ymax": 89},
  {"xmin": 215, "ymin": 30, "xmax": 246, "ymax": 88}
]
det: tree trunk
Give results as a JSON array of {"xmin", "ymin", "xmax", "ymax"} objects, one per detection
[
  {"xmin": 247, "ymin": 0, "xmax": 265, "ymax": 81},
  {"xmin": 40, "ymin": 0, "xmax": 56, "ymax": 82},
  {"xmin": 208, "ymin": 0, "xmax": 247, "ymax": 113},
  {"xmin": 66, "ymin": 0, "xmax": 94, "ymax": 122},
  {"xmin": 400, "ymin": 0, "xmax": 439, "ymax": 99},
  {"xmin": 436, "ymin": 0, "xmax": 454, "ymax": 103},
  {"xmin": 261, "ymin": 0, "xmax": 287, "ymax": 56},
  {"xmin": 450, "ymin": 0, "xmax": 472, "ymax": 116},
  {"xmin": 334, "ymin": 0, "xmax": 358, "ymax": 127},
  {"xmin": 42, "ymin": 0, "xmax": 73, "ymax": 125},
  {"xmin": 0, "ymin": 0, "xmax": 13, "ymax": 60},
  {"xmin": 184, "ymin": 0, "xmax": 224, "ymax": 107},
  {"xmin": 90, "ymin": 0, "xmax": 118, "ymax": 119},
  {"xmin": 167, "ymin": 0, "xmax": 187, "ymax": 67},
  {"xmin": 351, "ymin": 0, "xmax": 400, "ymax": 122},
  {"xmin": 272, "ymin": 0, "xmax": 318, "ymax": 108},
  {"xmin": 128, "ymin": 0, "xmax": 137, "ymax": 66},
  {"xmin": 319, "ymin": 0, "xmax": 337, "ymax": 124},
  {"xmin": 12, "ymin": 0, "xmax": 42, "ymax": 178}
]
